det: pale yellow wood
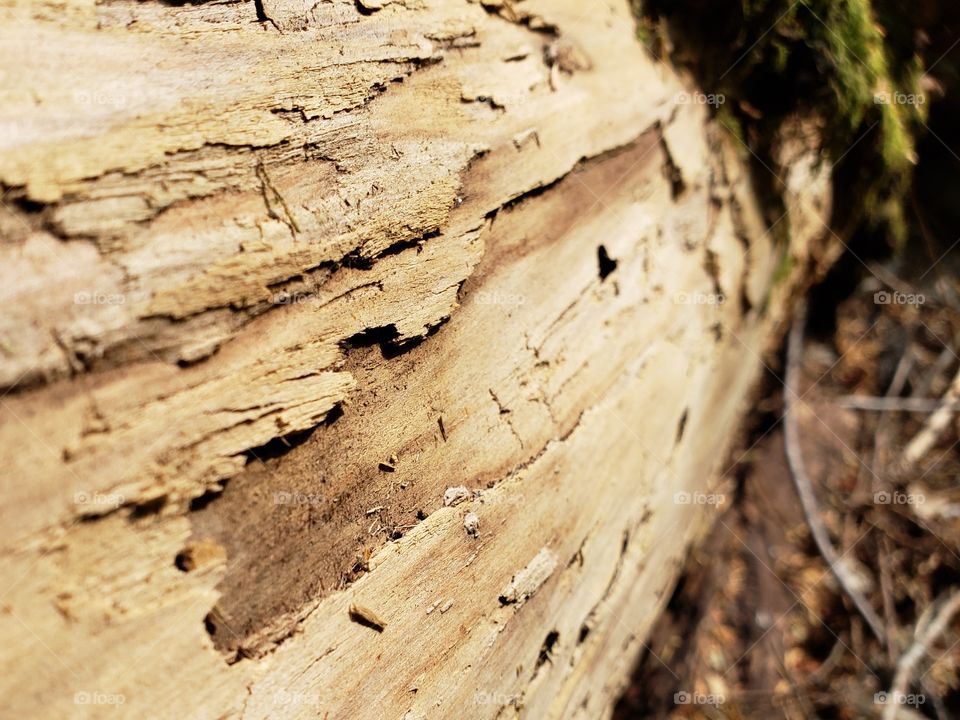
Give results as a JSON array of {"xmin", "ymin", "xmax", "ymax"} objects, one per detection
[{"xmin": 0, "ymin": 0, "xmax": 835, "ymax": 718}]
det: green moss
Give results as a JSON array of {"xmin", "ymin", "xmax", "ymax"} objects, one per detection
[
  {"xmin": 816, "ymin": 1, "xmax": 920, "ymax": 167},
  {"xmin": 809, "ymin": 0, "xmax": 922, "ymax": 246},
  {"xmin": 636, "ymin": 0, "xmax": 929, "ymax": 248},
  {"xmin": 771, "ymin": 39, "xmax": 790, "ymax": 74}
]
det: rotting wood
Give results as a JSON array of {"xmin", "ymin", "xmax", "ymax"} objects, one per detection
[{"xmin": 0, "ymin": 0, "xmax": 839, "ymax": 717}]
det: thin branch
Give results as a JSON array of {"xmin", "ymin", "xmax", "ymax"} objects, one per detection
[
  {"xmin": 901, "ymin": 366, "xmax": 960, "ymax": 471},
  {"xmin": 836, "ymin": 396, "xmax": 951, "ymax": 413},
  {"xmin": 868, "ymin": 262, "xmax": 917, "ymax": 296},
  {"xmin": 868, "ymin": 350, "xmax": 910, "ymax": 661},
  {"xmin": 869, "ymin": 349, "xmax": 914, "ymax": 488},
  {"xmin": 883, "ymin": 589, "xmax": 960, "ymax": 720},
  {"xmin": 913, "ymin": 347, "xmax": 956, "ymax": 399},
  {"xmin": 784, "ymin": 299, "xmax": 887, "ymax": 647}
]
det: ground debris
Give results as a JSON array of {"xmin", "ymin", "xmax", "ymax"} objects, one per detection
[{"xmin": 616, "ymin": 266, "xmax": 960, "ymax": 718}]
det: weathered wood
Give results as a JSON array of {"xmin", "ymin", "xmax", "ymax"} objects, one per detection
[{"xmin": 0, "ymin": 0, "xmax": 835, "ymax": 717}]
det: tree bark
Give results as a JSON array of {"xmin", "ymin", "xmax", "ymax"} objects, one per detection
[{"xmin": 0, "ymin": 0, "xmax": 836, "ymax": 717}]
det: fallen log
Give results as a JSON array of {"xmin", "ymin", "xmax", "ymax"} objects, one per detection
[{"xmin": 0, "ymin": 0, "xmax": 837, "ymax": 717}]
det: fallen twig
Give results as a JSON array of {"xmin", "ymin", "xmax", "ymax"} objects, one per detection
[
  {"xmin": 913, "ymin": 347, "xmax": 955, "ymax": 398},
  {"xmin": 901, "ymin": 366, "xmax": 960, "ymax": 471},
  {"xmin": 879, "ymin": 536, "xmax": 899, "ymax": 666},
  {"xmin": 869, "ymin": 349, "xmax": 914, "ymax": 488},
  {"xmin": 868, "ymin": 262, "xmax": 918, "ymax": 297},
  {"xmin": 836, "ymin": 396, "xmax": 951, "ymax": 413},
  {"xmin": 784, "ymin": 299, "xmax": 887, "ymax": 647},
  {"xmin": 883, "ymin": 589, "xmax": 960, "ymax": 720}
]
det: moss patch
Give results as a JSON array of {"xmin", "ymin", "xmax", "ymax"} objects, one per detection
[{"xmin": 635, "ymin": 0, "xmax": 931, "ymax": 248}]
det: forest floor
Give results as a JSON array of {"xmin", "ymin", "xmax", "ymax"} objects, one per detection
[{"xmin": 615, "ymin": 254, "xmax": 960, "ymax": 719}]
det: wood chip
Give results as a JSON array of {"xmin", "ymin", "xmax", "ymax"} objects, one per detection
[
  {"xmin": 348, "ymin": 603, "xmax": 387, "ymax": 632},
  {"xmin": 443, "ymin": 486, "xmax": 472, "ymax": 506}
]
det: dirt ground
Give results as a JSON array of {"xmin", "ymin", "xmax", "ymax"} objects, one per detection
[{"xmin": 615, "ymin": 254, "xmax": 960, "ymax": 719}]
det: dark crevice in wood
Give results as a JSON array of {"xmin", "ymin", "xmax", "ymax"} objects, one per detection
[
  {"xmin": 597, "ymin": 245, "xmax": 618, "ymax": 281},
  {"xmin": 535, "ymin": 630, "xmax": 560, "ymax": 670}
]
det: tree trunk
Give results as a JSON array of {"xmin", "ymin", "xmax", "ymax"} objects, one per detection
[{"xmin": 0, "ymin": 0, "xmax": 835, "ymax": 717}]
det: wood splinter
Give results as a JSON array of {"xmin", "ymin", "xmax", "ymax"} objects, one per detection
[{"xmin": 348, "ymin": 603, "xmax": 387, "ymax": 633}]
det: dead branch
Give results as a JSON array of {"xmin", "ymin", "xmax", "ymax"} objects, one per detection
[
  {"xmin": 784, "ymin": 299, "xmax": 887, "ymax": 647},
  {"xmin": 901, "ymin": 366, "xmax": 960, "ymax": 471},
  {"xmin": 836, "ymin": 396, "xmax": 950, "ymax": 413},
  {"xmin": 883, "ymin": 589, "xmax": 960, "ymax": 720}
]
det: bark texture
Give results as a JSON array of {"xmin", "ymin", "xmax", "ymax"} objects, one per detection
[{"xmin": 0, "ymin": 0, "xmax": 835, "ymax": 718}]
